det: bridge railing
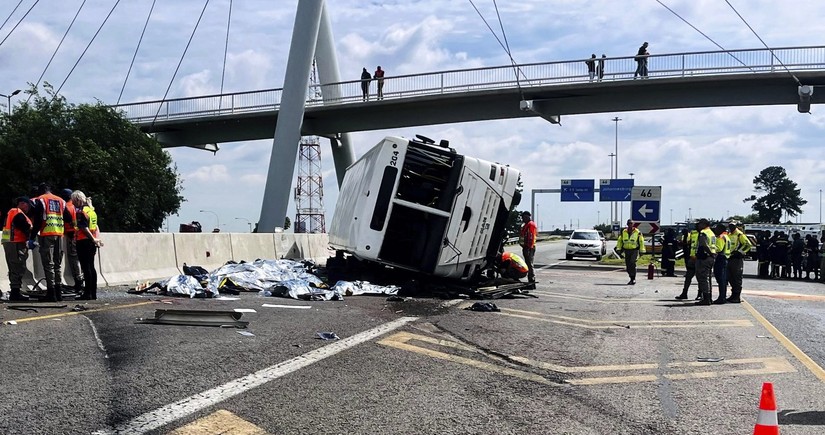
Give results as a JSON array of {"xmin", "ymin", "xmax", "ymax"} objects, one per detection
[{"xmin": 112, "ymin": 46, "xmax": 825, "ymax": 124}]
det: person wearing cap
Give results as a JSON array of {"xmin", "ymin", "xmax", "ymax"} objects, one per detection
[
  {"xmin": 712, "ymin": 223, "xmax": 731, "ymax": 304},
  {"xmin": 692, "ymin": 218, "xmax": 717, "ymax": 305},
  {"xmin": 615, "ymin": 219, "xmax": 645, "ymax": 285},
  {"xmin": 518, "ymin": 211, "xmax": 537, "ymax": 287},
  {"xmin": 30, "ymin": 183, "xmax": 67, "ymax": 302},
  {"xmin": 726, "ymin": 222, "xmax": 752, "ymax": 302},
  {"xmin": 676, "ymin": 226, "xmax": 699, "ymax": 300},
  {"xmin": 2, "ymin": 197, "xmax": 34, "ymax": 301},
  {"xmin": 60, "ymin": 188, "xmax": 84, "ymax": 294}
]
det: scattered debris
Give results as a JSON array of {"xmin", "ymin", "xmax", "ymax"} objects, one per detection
[
  {"xmin": 71, "ymin": 305, "xmax": 89, "ymax": 312},
  {"xmin": 5, "ymin": 320, "xmax": 18, "ymax": 325},
  {"xmin": 236, "ymin": 330, "xmax": 255, "ymax": 337},
  {"xmin": 332, "ymin": 281, "xmax": 399, "ymax": 297},
  {"xmin": 8, "ymin": 307, "xmax": 37, "ymax": 313},
  {"xmin": 756, "ymin": 335, "xmax": 772, "ymax": 339},
  {"xmin": 233, "ymin": 308, "xmax": 257, "ymax": 313},
  {"xmin": 316, "ymin": 332, "xmax": 340, "ymax": 340},
  {"xmin": 386, "ymin": 295, "xmax": 406, "ymax": 302},
  {"xmin": 697, "ymin": 357, "xmax": 725, "ymax": 363},
  {"xmin": 136, "ymin": 309, "xmax": 249, "ymax": 328},
  {"xmin": 261, "ymin": 304, "xmax": 312, "ymax": 309},
  {"xmin": 465, "ymin": 302, "xmax": 501, "ymax": 312}
]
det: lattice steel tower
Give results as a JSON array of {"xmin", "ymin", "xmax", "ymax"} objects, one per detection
[{"xmin": 294, "ymin": 136, "xmax": 326, "ymax": 233}]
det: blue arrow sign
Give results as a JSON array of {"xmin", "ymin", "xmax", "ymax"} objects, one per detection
[
  {"xmin": 560, "ymin": 179, "xmax": 594, "ymax": 202},
  {"xmin": 599, "ymin": 179, "xmax": 634, "ymax": 202},
  {"xmin": 631, "ymin": 200, "xmax": 661, "ymax": 222}
]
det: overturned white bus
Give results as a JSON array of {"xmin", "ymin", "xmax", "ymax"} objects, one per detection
[{"xmin": 329, "ymin": 135, "xmax": 521, "ymax": 282}]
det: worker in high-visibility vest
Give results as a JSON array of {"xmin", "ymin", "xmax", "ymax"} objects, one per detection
[
  {"xmin": 712, "ymin": 223, "xmax": 731, "ymax": 304},
  {"xmin": 692, "ymin": 218, "xmax": 717, "ymax": 306},
  {"xmin": 2, "ymin": 197, "xmax": 34, "ymax": 301},
  {"xmin": 497, "ymin": 251, "xmax": 529, "ymax": 280},
  {"xmin": 60, "ymin": 188, "xmax": 84, "ymax": 294},
  {"xmin": 72, "ymin": 191, "xmax": 103, "ymax": 300},
  {"xmin": 518, "ymin": 211, "xmax": 537, "ymax": 288},
  {"xmin": 30, "ymin": 183, "xmax": 66, "ymax": 302},
  {"xmin": 726, "ymin": 222, "xmax": 752, "ymax": 303},
  {"xmin": 615, "ymin": 219, "xmax": 645, "ymax": 285}
]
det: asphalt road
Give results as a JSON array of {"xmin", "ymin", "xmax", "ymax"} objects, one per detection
[{"xmin": 2, "ymin": 242, "xmax": 824, "ymax": 434}]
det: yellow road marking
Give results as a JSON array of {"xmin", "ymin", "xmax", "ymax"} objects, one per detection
[
  {"xmin": 169, "ymin": 409, "xmax": 268, "ymax": 435},
  {"xmin": 741, "ymin": 300, "xmax": 825, "ymax": 383},
  {"xmin": 496, "ymin": 307, "xmax": 753, "ymax": 329},
  {"xmin": 4, "ymin": 301, "xmax": 155, "ymax": 324},
  {"xmin": 378, "ymin": 332, "xmax": 795, "ymax": 386},
  {"xmin": 742, "ymin": 289, "xmax": 825, "ymax": 302}
]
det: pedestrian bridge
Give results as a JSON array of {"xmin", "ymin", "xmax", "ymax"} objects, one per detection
[{"xmin": 111, "ymin": 46, "xmax": 825, "ymax": 148}]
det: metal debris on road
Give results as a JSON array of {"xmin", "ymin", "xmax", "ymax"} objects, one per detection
[
  {"xmin": 386, "ymin": 295, "xmax": 406, "ymax": 302},
  {"xmin": 696, "ymin": 357, "xmax": 725, "ymax": 363},
  {"xmin": 236, "ymin": 330, "xmax": 255, "ymax": 337},
  {"xmin": 136, "ymin": 309, "xmax": 249, "ymax": 328},
  {"xmin": 5, "ymin": 320, "xmax": 18, "ymax": 325},
  {"xmin": 71, "ymin": 305, "xmax": 89, "ymax": 312},
  {"xmin": 316, "ymin": 332, "xmax": 340, "ymax": 340},
  {"xmin": 233, "ymin": 308, "xmax": 257, "ymax": 313},
  {"xmin": 7, "ymin": 305, "xmax": 67, "ymax": 311}
]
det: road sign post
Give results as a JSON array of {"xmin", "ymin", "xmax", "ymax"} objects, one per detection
[{"xmin": 631, "ymin": 185, "xmax": 662, "ymax": 264}]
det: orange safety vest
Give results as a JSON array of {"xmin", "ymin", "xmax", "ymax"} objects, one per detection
[
  {"xmin": 501, "ymin": 251, "xmax": 529, "ymax": 274},
  {"xmin": 2, "ymin": 208, "xmax": 32, "ymax": 243},
  {"xmin": 519, "ymin": 221, "xmax": 537, "ymax": 249},
  {"xmin": 76, "ymin": 205, "xmax": 99, "ymax": 241},
  {"xmin": 64, "ymin": 201, "xmax": 77, "ymax": 234},
  {"xmin": 35, "ymin": 192, "xmax": 65, "ymax": 237}
]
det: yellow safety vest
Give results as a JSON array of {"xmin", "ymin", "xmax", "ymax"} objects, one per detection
[
  {"xmin": 692, "ymin": 227, "xmax": 717, "ymax": 257},
  {"xmin": 36, "ymin": 193, "xmax": 65, "ymax": 237},
  {"xmin": 76, "ymin": 205, "xmax": 98, "ymax": 241},
  {"xmin": 715, "ymin": 232, "xmax": 731, "ymax": 258},
  {"xmin": 729, "ymin": 228, "xmax": 752, "ymax": 255},
  {"xmin": 616, "ymin": 228, "xmax": 645, "ymax": 252}
]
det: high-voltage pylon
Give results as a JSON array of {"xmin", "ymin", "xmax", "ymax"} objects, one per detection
[{"xmin": 294, "ymin": 136, "xmax": 325, "ymax": 233}]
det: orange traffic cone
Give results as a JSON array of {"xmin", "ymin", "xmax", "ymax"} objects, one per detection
[{"xmin": 753, "ymin": 382, "xmax": 779, "ymax": 435}]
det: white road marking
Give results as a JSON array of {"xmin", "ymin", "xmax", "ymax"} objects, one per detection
[
  {"xmin": 82, "ymin": 315, "xmax": 108, "ymax": 358},
  {"xmin": 92, "ymin": 316, "xmax": 418, "ymax": 435}
]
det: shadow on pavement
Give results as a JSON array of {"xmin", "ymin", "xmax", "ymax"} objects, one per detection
[{"xmin": 778, "ymin": 410, "xmax": 825, "ymax": 425}]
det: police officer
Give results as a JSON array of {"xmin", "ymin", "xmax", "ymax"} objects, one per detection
[
  {"xmin": 615, "ymin": 219, "xmax": 645, "ymax": 285},
  {"xmin": 712, "ymin": 223, "xmax": 731, "ymax": 304},
  {"xmin": 518, "ymin": 211, "xmax": 537, "ymax": 288},
  {"xmin": 660, "ymin": 228, "xmax": 678, "ymax": 277},
  {"xmin": 676, "ymin": 228, "xmax": 699, "ymax": 300},
  {"xmin": 30, "ymin": 183, "xmax": 67, "ymax": 301},
  {"xmin": 693, "ymin": 218, "xmax": 717, "ymax": 305},
  {"xmin": 2, "ymin": 197, "xmax": 34, "ymax": 301},
  {"xmin": 726, "ymin": 222, "xmax": 752, "ymax": 303}
]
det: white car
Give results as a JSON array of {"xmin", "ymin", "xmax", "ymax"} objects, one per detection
[{"xmin": 566, "ymin": 229, "xmax": 604, "ymax": 261}]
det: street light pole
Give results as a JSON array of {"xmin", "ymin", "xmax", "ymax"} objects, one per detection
[
  {"xmin": 612, "ymin": 117, "xmax": 622, "ymax": 227},
  {"xmin": 608, "ymin": 152, "xmax": 616, "ymax": 227},
  {"xmin": 235, "ymin": 217, "xmax": 253, "ymax": 232},
  {"xmin": 819, "ymin": 189, "xmax": 822, "ymax": 226},
  {"xmin": 0, "ymin": 89, "xmax": 21, "ymax": 115},
  {"xmin": 199, "ymin": 209, "xmax": 220, "ymax": 231}
]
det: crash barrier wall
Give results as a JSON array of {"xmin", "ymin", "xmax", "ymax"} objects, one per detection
[{"xmin": 0, "ymin": 233, "xmax": 330, "ymax": 290}]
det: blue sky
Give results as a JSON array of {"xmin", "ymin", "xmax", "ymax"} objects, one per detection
[{"xmin": 2, "ymin": 0, "xmax": 824, "ymax": 232}]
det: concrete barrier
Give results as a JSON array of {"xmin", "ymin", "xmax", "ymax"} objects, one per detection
[
  {"xmin": 2, "ymin": 233, "xmax": 331, "ymax": 292},
  {"xmin": 97, "ymin": 233, "xmax": 179, "ymax": 286},
  {"xmin": 229, "ymin": 233, "xmax": 277, "ymax": 262},
  {"xmin": 173, "ymin": 232, "xmax": 233, "ymax": 272}
]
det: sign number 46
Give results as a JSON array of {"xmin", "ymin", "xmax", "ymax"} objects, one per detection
[{"xmin": 638, "ymin": 189, "xmax": 654, "ymax": 197}]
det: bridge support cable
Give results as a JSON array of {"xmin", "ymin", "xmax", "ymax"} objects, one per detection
[
  {"xmin": 30, "ymin": 0, "xmax": 88, "ymax": 104},
  {"xmin": 117, "ymin": 0, "xmax": 156, "ymax": 104},
  {"xmin": 723, "ymin": 0, "xmax": 802, "ymax": 87},
  {"xmin": 53, "ymin": 0, "xmax": 121, "ymax": 98},
  {"xmin": 0, "ymin": 0, "xmax": 40, "ymax": 48},
  {"xmin": 315, "ymin": 2, "xmax": 354, "ymax": 188},
  {"xmin": 0, "ymin": 0, "xmax": 25, "ymax": 35},
  {"xmin": 655, "ymin": 0, "xmax": 751, "ymax": 72},
  {"xmin": 150, "ymin": 0, "xmax": 211, "ymax": 128},
  {"xmin": 258, "ymin": 0, "xmax": 324, "ymax": 233},
  {"xmin": 218, "ymin": 0, "xmax": 232, "ymax": 110},
  {"xmin": 467, "ymin": 0, "xmax": 528, "ymax": 89}
]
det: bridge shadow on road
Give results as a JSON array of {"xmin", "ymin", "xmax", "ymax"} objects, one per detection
[{"xmin": 778, "ymin": 410, "xmax": 825, "ymax": 425}]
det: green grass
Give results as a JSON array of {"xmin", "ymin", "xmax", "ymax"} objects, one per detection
[{"xmin": 600, "ymin": 255, "xmax": 686, "ymax": 268}]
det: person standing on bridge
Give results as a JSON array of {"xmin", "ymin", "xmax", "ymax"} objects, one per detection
[
  {"xmin": 586, "ymin": 54, "xmax": 597, "ymax": 81},
  {"xmin": 374, "ymin": 66, "xmax": 385, "ymax": 100},
  {"xmin": 519, "ymin": 211, "xmax": 537, "ymax": 289},
  {"xmin": 615, "ymin": 219, "xmax": 645, "ymax": 285},
  {"xmin": 360, "ymin": 67, "xmax": 372, "ymax": 101},
  {"xmin": 597, "ymin": 54, "xmax": 606, "ymax": 81},
  {"xmin": 2, "ymin": 196, "xmax": 34, "ymax": 301},
  {"xmin": 634, "ymin": 42, "xmax": 649, "ymax": 78}
]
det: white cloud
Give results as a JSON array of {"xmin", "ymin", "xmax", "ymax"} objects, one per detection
[{"xmin": 185, "ymin": 164, "xmax": 230, "ymax": 183}]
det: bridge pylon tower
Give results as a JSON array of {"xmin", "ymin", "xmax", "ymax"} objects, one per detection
[{"xmin": 294, "ymin": 137, "xmax": 326, "ymax": 233}]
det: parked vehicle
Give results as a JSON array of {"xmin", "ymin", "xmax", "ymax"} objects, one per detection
[
  {"xmin": 644, "ymin": 233, "xmax": 664, "ymax": 254},
  {"xmin": 329, "ymin": 135, "xmax": 521, "ymax": 282},
  {"xmin": 566, "ymin": 229, "xmax": 604, "ymax": 261}
]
